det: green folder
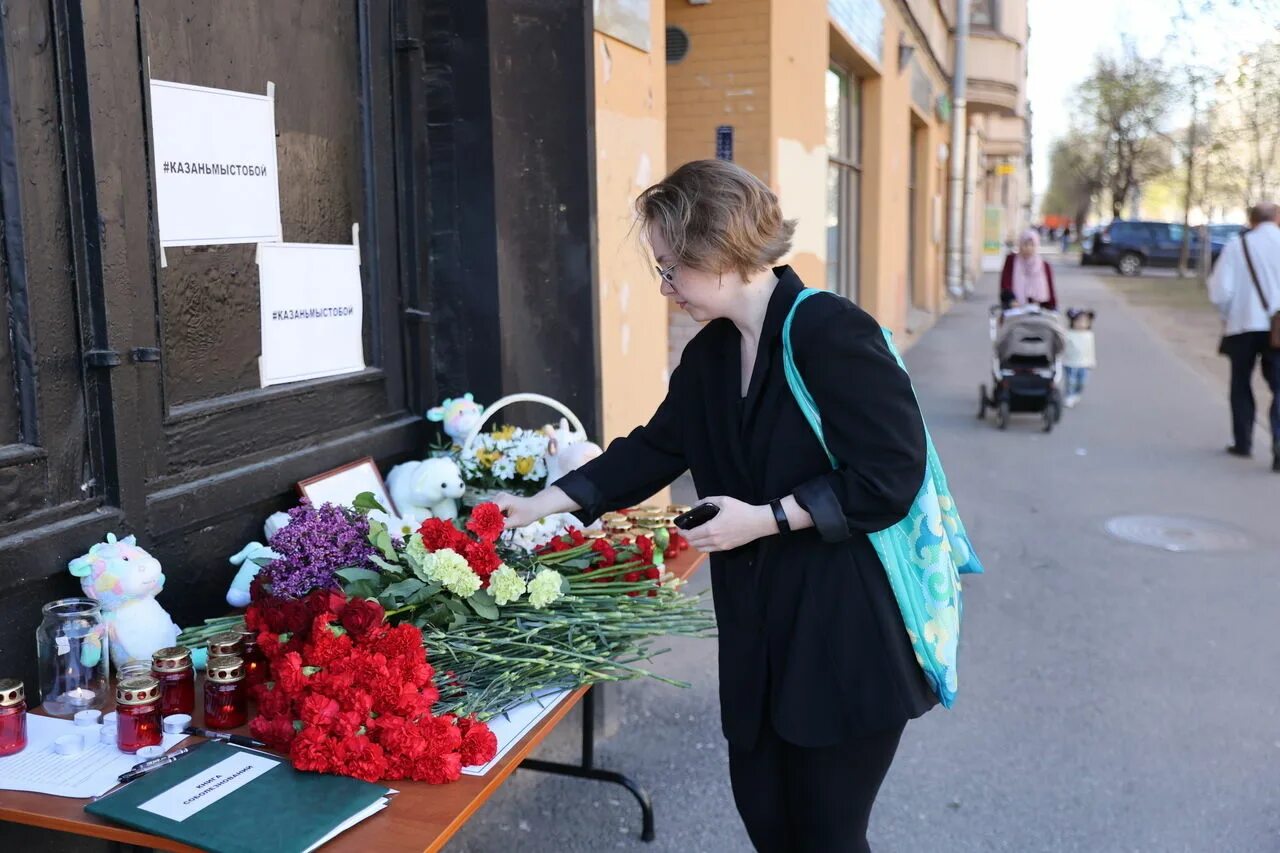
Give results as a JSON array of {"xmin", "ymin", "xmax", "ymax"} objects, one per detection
[{"xmin": 86, "ymin": 741, "xmax": 392, "ymax": 853}]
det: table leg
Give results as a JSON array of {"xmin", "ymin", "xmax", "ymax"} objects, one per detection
[{"xmin": 519, "ymin": 686, "xmax": 656, "ymax": 842}]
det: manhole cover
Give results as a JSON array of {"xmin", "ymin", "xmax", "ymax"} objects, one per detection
[{"xmin": 1104, "ymin": 515, "xmax": 1252, "ymax": 553}]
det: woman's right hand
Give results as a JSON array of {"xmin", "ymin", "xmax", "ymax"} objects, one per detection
[
  {"xmin": 493, "ymin": 486, "xmax": 579, "ymax": 529},
  {"xmin": 493, "ymin": 493, "xmax": 541, "ymax": 529}
]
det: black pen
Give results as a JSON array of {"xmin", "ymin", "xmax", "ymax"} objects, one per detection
[
  {"xmin": 117, "ymin": 747, "xmax": 191, "ymax": 783},
  {"xmin": 183, "ymin": 727, "xmax": 269, "ymax": 749}
]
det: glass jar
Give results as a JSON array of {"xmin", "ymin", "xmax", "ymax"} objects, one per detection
[
  {"xmin": 236, "ymin": 628, "xmax": 267, "ymax": 688},
  {"xmin": 207, "ymin": 631, "xmax": 243, "ymax": 659},
  {"xmin": 151, "ymin": 646, "xmax": 195, "ymax": 716},
  {"xmin": 204, "ymin": 656, "xmax": 247, "ymax": 730},
  {"xmin": 116, "ymin": 676, "xmax": 163, "ymax": 754},
  {"xmin": 36, "ymin": 598, "xmax": 110, "ymax": 716},
  {"xmin": 0, "ymin": 679, "xmax": 28, "ymax": 756},
  {"xmin": 118, "ymin": 661, "xmax": 151, "ymax": 681}
]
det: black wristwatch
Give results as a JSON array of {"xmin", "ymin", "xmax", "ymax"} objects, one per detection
[{"xmin": 769, "ymin": 499, "xmax": 790, "ymax": 534}]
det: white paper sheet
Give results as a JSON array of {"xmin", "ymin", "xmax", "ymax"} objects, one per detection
[
  {"xmin": 0, "ymin": 715, "xmax": 187, "ymax": 798},
  {"xmin": 303, "ymin": 798, "xmax": 390, "ymax": 853},
  {"xmin": 149, "ymin": 79, "xmax": 283, "ymax": 247},
  {"xmin": 257, "ymin": 239, "xmax": 365, "ymax": 387},
  {"xmin": 137, "ymin": 751, "xmax": 279, "ymax": 822},
  {"xmin": 460, "ymin": 690, "xmax": 571, "ymax": 776}
]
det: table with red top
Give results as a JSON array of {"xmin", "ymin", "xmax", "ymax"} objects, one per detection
[{"xmin": 0, "ymin": 549, "xmax": 707, "ymax": 852}]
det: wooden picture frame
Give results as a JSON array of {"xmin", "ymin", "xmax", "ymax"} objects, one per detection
[{"xmin": 296, "ymin": 456, "xmax": 397, "ymax": 516}]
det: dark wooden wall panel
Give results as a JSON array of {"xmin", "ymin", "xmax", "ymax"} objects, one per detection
[{"xmin": 141, "ymin": 1, "xmax": 365, "ymax": 407}]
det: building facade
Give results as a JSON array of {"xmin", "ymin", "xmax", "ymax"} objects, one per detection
[{"xmin": 659, "ymin": 0, "xmax": 1033, "ymax": 366}]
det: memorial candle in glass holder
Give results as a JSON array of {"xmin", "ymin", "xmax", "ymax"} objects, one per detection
[
  {"xmin": 36, "ymin": 598, "xmax": 109, "ymax": 716},
  {"xmin": 151, "ymin": 646, "xmax": 194, "ymax": 715},
  {"xmin": 235, "ymin": 627, "xmax": 267, "ymax": 687},
  {"xmin": 203, "ymin": 656, "xmax": 247, "ymax": 730},
  {"xmin": 0, "ymin": 680, "xmax": 28, "ymax": 756},
  {"xmin": 115, "ymin": 676, "xmax": 163, "ymax": 754},
  {"xmin": 207, "ymin": 631, "xmax": 243, "ymax": 660}
]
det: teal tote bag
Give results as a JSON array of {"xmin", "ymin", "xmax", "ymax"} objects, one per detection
[{"xmin": 781, "ymin": 289, "xmax": 982, "ymax": 707}]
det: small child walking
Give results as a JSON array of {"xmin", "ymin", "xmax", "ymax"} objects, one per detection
[{"xmin": 1063, "ymin": 308, "xmax": 1096, "ymax": 408}]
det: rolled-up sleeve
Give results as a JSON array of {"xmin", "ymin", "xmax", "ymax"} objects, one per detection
[
  {"xmin": 790, "ymin": 303, "xmax": 926, "ymax": 542},
  {"xmin": 554, "ymin": 363, "xmax": 689, "ymax": 525}
]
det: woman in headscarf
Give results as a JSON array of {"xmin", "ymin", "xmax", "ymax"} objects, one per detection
[{"xmin": 1000, "ymin": 229, "xmax": 1058, "ymax": 310}]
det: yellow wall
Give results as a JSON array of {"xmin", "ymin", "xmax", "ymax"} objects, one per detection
[
  {"xmin": 769, "ymin": 0, "xmax": 827, "ymax": 286},
  {"xmin": 666, "ymin": 0, "xmax": 771, "ymax": 178},
  {"xmin": 593, "ymin": 3, "xmax": 669, "ymax": 459}
]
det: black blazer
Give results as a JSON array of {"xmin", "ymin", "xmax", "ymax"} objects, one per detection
[{"xmin": 556, "ymin": 266, "xmax": 937, "ymax": 749}]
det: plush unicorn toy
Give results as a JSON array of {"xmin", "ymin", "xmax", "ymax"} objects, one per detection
[
  {"xmin": 427, "ymin": 393, "xmax": 485, "ymax": 447},
  {"xmin": 67, "ymin": 534, "xmax": 180, "ymax": 671}
]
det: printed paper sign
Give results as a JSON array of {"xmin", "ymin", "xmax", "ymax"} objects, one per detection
[
  {"xmin": 137, "ymin": 752, "xmax": 278, "ymax": 823},
  {"xmin": 149, "ymin": 79, "xmax": 283, "ymax": 247},
  {"xmin": 257, "ymin": 237, "xmax": 365, "ymax": 387}
]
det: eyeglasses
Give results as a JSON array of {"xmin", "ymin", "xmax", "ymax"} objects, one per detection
[{"xmin": 655, "ymin": 262, "xmax": 678, "ymax": 284}]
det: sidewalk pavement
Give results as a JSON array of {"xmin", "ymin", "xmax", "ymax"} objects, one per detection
[{"xmin": 448, "ymin": 264, "xmax": 1279, "ymax": 852}]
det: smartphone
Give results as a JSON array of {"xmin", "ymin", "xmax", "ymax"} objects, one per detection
[{"xmin": 673, "ymin": 502, "xmax": 719, "ymax": 530}]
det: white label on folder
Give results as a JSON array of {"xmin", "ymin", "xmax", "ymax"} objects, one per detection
[{"xmin": 137, "ymin": 752, "xmax": 278, "ymax": 823}]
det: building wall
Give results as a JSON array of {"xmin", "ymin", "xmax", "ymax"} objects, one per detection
[
  {"xmin": 666, "ymin": 0, "xmax": 771, "ymax": 178},
  {"xmin": 657, "ymin": 0, "xmax": 1030, "ymax": 363},
  {"xmin": 769, "ymin": 0, "xmax": 827, "ymax": 287},
  {"xmin": 594, "ymin": 2, "xmax": 670, "ymax": 460},
  {"xmin": 665, "ymin": 0, "xmax": 771, "ymax": 370},
  {"xmin": 832, "ymin": 1, "xmax": 951, "ymax": 338}
]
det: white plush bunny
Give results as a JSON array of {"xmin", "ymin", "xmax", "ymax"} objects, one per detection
[
  {"xmin": 386, "ymin": 456, "xmax": 466, "ymax": 522},
  {"xmin": 543, "ymin": 418, "xmax": 602, "ymax": 485}
]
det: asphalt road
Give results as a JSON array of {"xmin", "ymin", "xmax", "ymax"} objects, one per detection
[{"xmin": 448, "ymin": 266, "xmax": 1280, "ymax": 853}]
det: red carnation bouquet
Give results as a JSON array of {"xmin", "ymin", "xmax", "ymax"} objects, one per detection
[
  {"xmin": 246, "ymin": 588, "xmax": 496, "ymax": 783},
  {"xmin": 536, "ymin": 530, "xmax": 676, "ymax": 596}
]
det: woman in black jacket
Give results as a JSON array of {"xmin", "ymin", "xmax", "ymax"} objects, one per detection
[{"xmin": 496, "ymin": 160, "xmax": 936, "ymax": 852}]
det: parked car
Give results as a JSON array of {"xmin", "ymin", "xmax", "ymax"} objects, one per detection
[
  {"xmin": 1081, "ymin": 220, "xmax": 1230, "ymax": 276},
  {"xmin": 1208, "ymin": 223, "xmax": 1246, "ymax": 243}
]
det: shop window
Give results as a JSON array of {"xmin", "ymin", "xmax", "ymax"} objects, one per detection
[{"xmin": 825, "ymin": 66, "xmax": 862, "ymax": 303}]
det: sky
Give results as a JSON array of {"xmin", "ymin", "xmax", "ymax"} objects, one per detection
[{"xmin": 1026, "ymin": 0, "xmax": 1280, "ymax": 196}]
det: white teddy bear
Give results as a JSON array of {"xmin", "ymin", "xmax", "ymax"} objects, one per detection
[{"xmin": 386, "ymin": 456, "xmax": 466, "ymax": 522}]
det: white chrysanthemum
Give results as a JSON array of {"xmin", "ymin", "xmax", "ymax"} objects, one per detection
[
  {"xmin": 491, "ymin": 455, "xmax": 517, "ymax": 481},
  {"xmin": 527, "ymin": 568, "xmax": 565, "ymax": 609},
  {"xmin": 423, "ymin": 547, "xmax": 482, "ymax": 597},
  {"xmin": 488, "ymin": 565, "xmax": 526, "ymax": 606}
]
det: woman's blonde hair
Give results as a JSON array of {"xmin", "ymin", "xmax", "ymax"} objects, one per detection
[{"xmin": 635, "ymin": 160, "xmax": 796, "ymax": 280}]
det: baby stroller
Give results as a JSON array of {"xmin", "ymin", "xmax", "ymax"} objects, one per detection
[{"xmin": 978, "ymin": 306, "xmax": 1066, "ymax": 432}]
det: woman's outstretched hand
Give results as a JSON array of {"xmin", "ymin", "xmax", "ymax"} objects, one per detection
[
  {"xmin": 682, "ymin": 495, "xmax": 776, "ymax": 553},
  {"xmin": 493, "ymin": 486, "xmax": 578, "ymax": 529}
]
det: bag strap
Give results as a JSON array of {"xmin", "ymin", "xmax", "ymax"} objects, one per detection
[
  {"xmin": 781, "ymin": 289, "xmax": 839, "ymax": 470},
  {"xmin": 1240, "ymin": 232, "xmax": 1271, "ymax": 314}
]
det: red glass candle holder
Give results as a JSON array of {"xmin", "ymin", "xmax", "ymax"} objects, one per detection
[
  {"xmin": 116, "ymin": 676, "xmax": 163, "ymax": 754},
  {"xmin": 151, "ymin": 646, "xmax": 195, "ymax": 716},
  {"xmin": 204, "ymin": 656, "xmax": 247, "ymax": 730},
  {"xmin": 236, "ymin": 628, "xmax": 267, "ymax": 688},
  {"xmin": 207, "ymin": 631, "xmax": 243, "ymax": 660},
  {"xmin": 0, "ymin": 680, "xmax": 28, "ymax": 756}
]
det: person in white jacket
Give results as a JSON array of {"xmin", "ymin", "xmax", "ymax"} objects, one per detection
[{"xmin": 1208, "ymin": 202, "xmax": 1280, "ymax": 471}]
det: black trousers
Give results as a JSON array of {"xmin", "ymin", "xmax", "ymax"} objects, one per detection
[
  {"xmin": 1224, "ymin": 332, "xmax": 1280, "ymax": 452},
  {"xmin": 728, "ymin": 722, "xmax": 906, "ymax": 853}
]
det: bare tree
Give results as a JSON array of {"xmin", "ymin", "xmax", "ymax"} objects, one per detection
[
  {"xmin": 1042, "ymin": 129, "xmax": 1105, "ymax": 231},
  {"xmin": 1078, "ymin": 45, "xmax": 1176, "ymax": 219}
]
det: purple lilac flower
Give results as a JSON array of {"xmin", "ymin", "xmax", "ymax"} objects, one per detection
[{"xmin": 261, "ymin": 501, "xmax": 376, "ymax": 598}]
